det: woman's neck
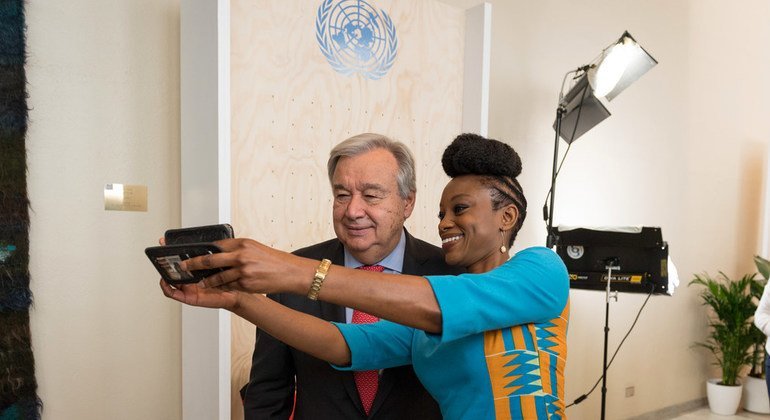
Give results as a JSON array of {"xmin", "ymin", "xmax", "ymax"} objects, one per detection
[{"xmin": 467, "ymin": 252, "xmax": 510, "ymax": 274}]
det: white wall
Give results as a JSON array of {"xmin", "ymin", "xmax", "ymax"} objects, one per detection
[{"xmin": 26, "ymin": 1, "xmax": 182, "ymax": 418}]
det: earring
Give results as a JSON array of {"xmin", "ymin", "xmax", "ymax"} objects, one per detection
[{"xmin": 499, "ymin": 230, "xmax": 507, "ymax": 254}]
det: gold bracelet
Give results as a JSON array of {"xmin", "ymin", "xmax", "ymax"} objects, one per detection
[{"xmin": 307, "ymin": 258, "xmax": 332, "ymax": 300}]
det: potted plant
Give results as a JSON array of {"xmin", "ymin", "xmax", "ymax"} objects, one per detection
[
  {"xmin": 745, "ymin": 256, "xmax": 770, "ymax": 413},
  {"xmin": 690, "ymin": 272, "xmax": 756, "ymax": 415}
]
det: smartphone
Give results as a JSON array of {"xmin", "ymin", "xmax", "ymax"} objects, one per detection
[
  {"xmin": 146, "ymin": 243, "xmax": 225, "ymax": 284},
  {"xmin": 164, "ymin": 223, "xmax": 234, "ymax": 245}
]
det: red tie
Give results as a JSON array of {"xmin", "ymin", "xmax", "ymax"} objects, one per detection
[{"xmin": 352, "ymin": 264, "xmax": 385, "ymax": 414}]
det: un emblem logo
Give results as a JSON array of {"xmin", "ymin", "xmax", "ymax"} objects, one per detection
[{"xmin": 316, "ymin": 0, "xmax": 398, "ymax": 80}]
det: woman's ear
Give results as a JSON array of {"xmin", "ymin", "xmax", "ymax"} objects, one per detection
[{"xmin": 500, "ymin": 204, "xmax": 518, "ymax": 231}]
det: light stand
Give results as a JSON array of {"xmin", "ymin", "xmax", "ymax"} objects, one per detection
[
  {"xmin": 546, "ymin": 105, "xmax": 565, "ymax": 249},
  {"xmin": 601, "ymin": 258, "xmax": 620, "ymax": 420},
  {"xmin": 544, "ymin": 30, "xmax": 658, "ymax": 420},
  {"xmin": 545, "ymin": 72, "xmax": 609, "ymax": 248},
  {"xmin": 544, "ymin": 31, "xmax": 657, "ymax": 249}
]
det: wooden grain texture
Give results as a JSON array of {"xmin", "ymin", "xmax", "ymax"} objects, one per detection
[{"xmin": 229, "ymin": 1, "xmax": 465, "ymax": 417}]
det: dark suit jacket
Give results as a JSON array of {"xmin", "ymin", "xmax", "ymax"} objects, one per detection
[{"xmin": 240, "ymin": 231, "xmax": 463, "ymax": 419}]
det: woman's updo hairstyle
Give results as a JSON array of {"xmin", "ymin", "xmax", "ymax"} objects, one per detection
[{"xmin": 441, "ymin": 133, "xmax": 527, "ymax": 247}]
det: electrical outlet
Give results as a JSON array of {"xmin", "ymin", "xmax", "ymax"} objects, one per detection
[{"xmin": 625, "ymin": 386, "xmax": 635, "ymax": 397}]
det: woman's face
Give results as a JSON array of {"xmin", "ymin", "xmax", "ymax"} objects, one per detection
[{"xmin": 438, "ymin": 175, "xmax": 514, "ymax": 273}]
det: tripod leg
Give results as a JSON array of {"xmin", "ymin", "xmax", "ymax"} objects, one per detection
[
  {"xmin": 600, "ymin": 264, "xmax": 615, "ymax": 420},
  {"xmin": 601, "ymin": 300, "xmax": 609, "ymax": 420}
]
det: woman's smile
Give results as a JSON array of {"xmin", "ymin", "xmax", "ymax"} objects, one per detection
[{"xmin": 441, "ymin": 233, "xmax": 463, "ymax": 250}]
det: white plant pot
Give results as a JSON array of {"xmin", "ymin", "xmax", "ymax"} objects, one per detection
[
  {"xmin": 707, "ymin": 378, "xmax": 743, "ymax": 415},
  {"xmin": 743, "ymin": 375, "xmax": 770, "ymax": 414}
]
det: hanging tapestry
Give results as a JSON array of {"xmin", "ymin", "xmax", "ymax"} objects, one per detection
[{"xmin": 0, "ymin": 1, "xmax": 41, "ymax": 419}]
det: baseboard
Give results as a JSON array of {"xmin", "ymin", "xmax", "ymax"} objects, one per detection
[{"xmin": 625, "ymin": 398, "xmax": 707, "ymax": 420}]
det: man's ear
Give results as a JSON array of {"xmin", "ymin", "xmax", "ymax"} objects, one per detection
[
  {"xmin": 500, "ymin": 204, "xmax": 518, "ymax": 231},
  {"xmin": 403, "ymin": 192, "xmax": 416, "ymax": 219}
]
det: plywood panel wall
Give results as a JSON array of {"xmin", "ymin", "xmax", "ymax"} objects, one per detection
[{"xmin": 229, "ymin": 0, "xmax": 466, "ymax": 417}]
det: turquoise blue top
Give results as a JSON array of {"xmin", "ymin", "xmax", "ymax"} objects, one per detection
[{"xmin": 332, "ymin": 246, "xmax": 570, "ymax": 420}]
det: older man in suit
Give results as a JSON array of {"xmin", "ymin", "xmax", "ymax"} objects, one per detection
[{"xmin": 240, "ymin": 133, "xmax": 461, "ymax": 419}]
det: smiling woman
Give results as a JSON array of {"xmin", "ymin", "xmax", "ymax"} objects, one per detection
[{"xmin": 438, "ymin": 134, "xmax": 526, "ymax": 273}]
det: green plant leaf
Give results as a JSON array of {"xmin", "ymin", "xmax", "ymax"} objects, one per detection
[{"xmin": 756, "ymin": 255, "xmax": 770, "ymax": 281}]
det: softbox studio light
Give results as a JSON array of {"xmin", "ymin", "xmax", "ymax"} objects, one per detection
[{"xmin": 545, "ymin": 31, "xmax": 657, "ymax": 248}]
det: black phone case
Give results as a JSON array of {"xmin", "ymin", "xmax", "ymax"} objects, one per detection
[
  {"xmin": 164, "ymin": 224, "xmax": 234, "ymax": 245},
  {"xmin": 146, "ymin": 243, "xmax": 224, "ymax": 284}
]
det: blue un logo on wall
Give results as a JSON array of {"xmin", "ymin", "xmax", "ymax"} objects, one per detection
[{"xmin": 316, "ymin": 0, "xmax": 398, "ymax": 80}]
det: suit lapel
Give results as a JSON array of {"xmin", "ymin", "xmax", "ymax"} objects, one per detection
[
  {"xmin": 401, "ymin": 229, "xmax": 427, "ymax": 275},
  {"xmin": 321, "ymin": 240, "xmax": 369, "ymax": 415},
  {"xmin": 368, "ymin": 230, "xmax": 422, "ymax": 417}
]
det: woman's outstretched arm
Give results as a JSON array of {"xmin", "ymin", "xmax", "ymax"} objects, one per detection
[
  {"xmin": 159, "ymin": 280, "xmax": 352, "ymax": 365},
  {"xmin": 179, "ymin": 238, "xmax": 443, "ymax": 333}
]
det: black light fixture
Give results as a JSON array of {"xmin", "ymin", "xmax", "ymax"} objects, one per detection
[{"xmin": 545, "ymin": 31, "xmax": 657, "ymax": 248}]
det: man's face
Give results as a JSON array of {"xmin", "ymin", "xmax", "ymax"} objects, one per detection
[{"xmin": 332, "ymin": 148, "xmax": 415, "ymax": 265}]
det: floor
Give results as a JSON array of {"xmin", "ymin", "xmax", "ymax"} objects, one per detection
[{"xmin": 671, "ymin": 408, "xmax": 770, "ymax": 419}]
